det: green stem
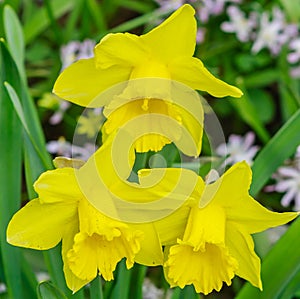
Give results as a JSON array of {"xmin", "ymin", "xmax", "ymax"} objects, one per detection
[
  {"xmin": 90, "ymin": 277, "xmax": 103, "ymax": 299},
  {"xmin": 43, "ymin": 0, "xmax": 63, "ymax": 45}
]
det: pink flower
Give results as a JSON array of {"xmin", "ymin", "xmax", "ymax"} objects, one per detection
[
  {"xmin": 216, "ymin": 132, "xmax": 260, "ymax": 166},
  {"xmin": 221, "ymin": 6, "xmax": 257, "ymax": 42},
  {"xmin": 252, "ymin": 7, "xmax": 298, "ymax": 56}
]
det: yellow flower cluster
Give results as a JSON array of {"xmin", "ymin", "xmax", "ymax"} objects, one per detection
[{"xmin": 7, "ymin": 4, "xmax": 298, "ymax": 295}]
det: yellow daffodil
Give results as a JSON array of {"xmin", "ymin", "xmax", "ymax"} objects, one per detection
[
  {"xmin": 163, "ymin": 161, "xmax": 298, "ymax": 295},
  {"xmin": 6, "ymin": 138, "xmax": 198, "ymax": 292},
  {"xmin": 53, "ymin": 5, "xmax": 242, "ymax": 105},
  {"xmin": 6, "ymin": 167, "xmax": 146, "ymax": 292},
  {"xmin": 53, "ymin": 4, "xmax": 242, "ymax": 154}
]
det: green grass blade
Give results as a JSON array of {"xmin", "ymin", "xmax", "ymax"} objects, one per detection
[
  {"xmin": 250, "ymin": 109, "xmax": 300, "ymax": 196},
  {"xmin": 111, "ymin": 260, "xmax": 132, "ymax": 299},
  {"xmin": 0, "ymin": 37, "xmax": 34, "ymax": 299},
  {"xmin": 129, "ymin": 264, "xmax": 147, "ymax": 299},
  {"xmin": 3, "ymin": 5, "xmax": 25, "ymax": 79},
  {"xmin": 229, "ymin": 79, "xmax": 270, "ymax": 143},
  {"xmin": 23, "ymin": 0, "xmax": 75, "ymax": 44},
  {"xmin": 86, "ymin": 0, "xmax": 107, "ymax": 32},
  {"xmin": 89, "ymin": 277, "xmax": 103, "ymax": 299},
  {"xmin": 37, "ymin": 281, "xmax": 68, "ymax": 299},
  {"xmin": 43, "ymin": 0, "xmax": 63, "ymax": 45},
  {"xmin": 4, "ymin": 82, "xmax": 51, "ymax": 170}
]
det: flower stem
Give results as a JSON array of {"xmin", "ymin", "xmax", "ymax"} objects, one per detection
[{"xmin": 90, "ymin": 276, "xmax": 103, "ymax": 299}]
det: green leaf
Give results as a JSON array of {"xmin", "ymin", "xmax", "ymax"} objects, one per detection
[
  {"xmin": 242, "ymin": 69, "xmax": 281, "ymax": 89},
  {"xmin": 4, "ymin": 82, "xmax": 51, "ymax": 170},
  {"xmin": 279, "ymin": 0, "xmax": 300, "ymax": 22},
  {"xmin": 37, "ymin": 281, "xmax": 68, "ymax": 299},
  {"xmin": 111, "ymin": 259, "xmax": 132, "ymax": 299},
  {"xmin": 3, "ymin": 5, "xmax": 25, "ymax": 79},
  {"xmin": 89, "ymin": 277, "xmax": 103, "ymax": 299},
  {"xmin": 0, "ymin": 38, "xmax": 36, "ymax": 299},
  {"xmin": 229, "ymin": 80, "xmax": 270, "ymax": 143},
  {"xmin": 250, "ymin": 109, "xmax": 300, "ymax": 196},
  {"xmin": 23, "ymin": 0, "xmax": 75, "ymax": 44},
  {"xmin": 129, "ymin": 265, "xmax": 147, "ymax": 299}
]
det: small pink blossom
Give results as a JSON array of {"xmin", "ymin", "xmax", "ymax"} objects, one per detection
[
  {"xmin": 221, "ymin": 6, "xmax": 257, "ymax": 42},
  {"xmin": 216, "ymin": 132, "xmax": 260, "ymax": 166},
  {"xmin": 266, "ymin": 146, "xmax": 300, "ymax": 210},
  {"xmin": 252, "ymin": 7, "xmax": 298, "ymax": 56}
]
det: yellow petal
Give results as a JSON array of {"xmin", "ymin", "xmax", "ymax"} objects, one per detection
[
  {"xmin": 7, "ymin": 198, "xmax": 77, "ymax": 250},
  {"xmin": 131, "ymin": 222, "xmax": 164, "ymax": 266},
  {"xmin": 53, "ymin": 58, "xmax": 131, "ymax": 107},
  {"xmin": 34, "ymin": 168, "xmax": 82, "ymax": 204},
  {"xmin": 176, "ymin": 103, "xmax": 203, "ymax": 157},
  {"xmin": 141, "ymin": 4, "xmax": 196, "ymax": 62},
  {"xmin": 61, "ymin": 219, "xmax": 89, "ymax": 293},
  {"xmin": 95, "ymin": 32, "xmax": 148, "ymax": 69},
  {"xmin": 164, "ymin": 242, "xmax": 238, "ymax": 295},
  {"xmin": 102, "ymin": 98, "xmax": 182, "ymax": 153},
  {"xmin": 209, "ymin": 162, "xmax": 299, "ymax": 233},
  {"xmin": 226, "ymin": 222, "xmax": 262, "ymax": 290},
  {"xmin": 154, "ymin": 204, "xmax": 190, "ymax": 246},
  {"xmin": 169, "ymin": 57, "xmax": 243, "ymax": 98},
  {"xmin": 182, "ymin": 203, "xmax": 227, "ymax": 250},
  {"xmin": 77, "ymin": 197, "xmax": 127, "ymax": 237},
  {"xmin": 102, "ymin": 78, "xmax": 204, "ymax": 156},
  {"xmin": 68, "ymin": 229, "xmax": 141, "ymax": 281}
]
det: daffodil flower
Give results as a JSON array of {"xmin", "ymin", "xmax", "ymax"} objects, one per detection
[
  {"xmin": 163, "ymin": 161, "xmax": 298, "ymax": 294},
  {"xmin": 6, "ymin": 139, "xmax": 197, "ymax": 292},
  {"xmin": 53, "ymin": 4, "xmax": 242, "ymax": 154},
  {"xmin": 7, "ymin": 166, "xmax": 145, "ymax": 292}
]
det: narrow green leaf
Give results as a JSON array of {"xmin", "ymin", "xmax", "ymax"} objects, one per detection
[
  {"xmin": 4, "ymin": 82, "xmax": 51, "ymax": 170},
  {"xmin": 23, "ymin": 0, "xmax": 75, "ymax": 44},
  {"xmin": 3, "ymin": 5, "xmax": 25, "ymax": 79},
  {"xmin": 0, "ymin": 37, "xmax": 33, "ymax": 299},
  {"xmin": 90, "ymin": 277, "xmax": 103, "ymax": 299},
  {"xmin": 37, "ymin": 281, "xmax": 68, "ymax": 299},
  {"xmin": 242, "ymin": 69, "xmax": 281, "ymax": 89},
  {"xmin": 86, "ymin": 0, "xmax": 107, "ymax": 32},
  {"xmin": 43, "ymin": 0, "xmax": 63, "ymax": 45},
  {"xmin": 250, "ymin": 109, "xmax": 300, "ymax": 195},
  {"xmin": 129, "ymin": 265, "xmax": 147, "ymax": 299},
  {"xmin": 278, "ymin": 266, "xmax": 300, "ymax": 299},
  {"xmin": 111, "ymin": 260, "xmax": 132, "ymax": 299}
]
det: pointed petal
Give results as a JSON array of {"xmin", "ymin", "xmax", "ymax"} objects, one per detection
[
  {"xmin": 141, "ymin": 4, "xmax": 196, "ymax": 62},
  {"xmin": 53, "ymin": 58, "xmax": 131, "ymax": 107},
  {"xmin": 131, "ymin": 223, "xmax": 164, "ymax": 266},
  {"xmin": 231, "ymin": 195, "xmax": 298, "ymax": 234},
  {"xmin": 7, "ymin": 199, "xmax": 77, "ymax": 250},
  {"xmin": 34, "ymin": 168, "xmax": 82, "ymax": 204},
  {"xmin": 208, "ymin": 162, "xmax": 299, "ymax": 233},
  {"xmin": 169, "ymin": 57, "xmax": 243, "ymax": 97},
  {"xmin": 226, "ymin": 222, "xmax": 262, "ymax": 290},
  {"xmin": 95, "ymin": 33, "xmax": 148, "ymax": 69}
]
